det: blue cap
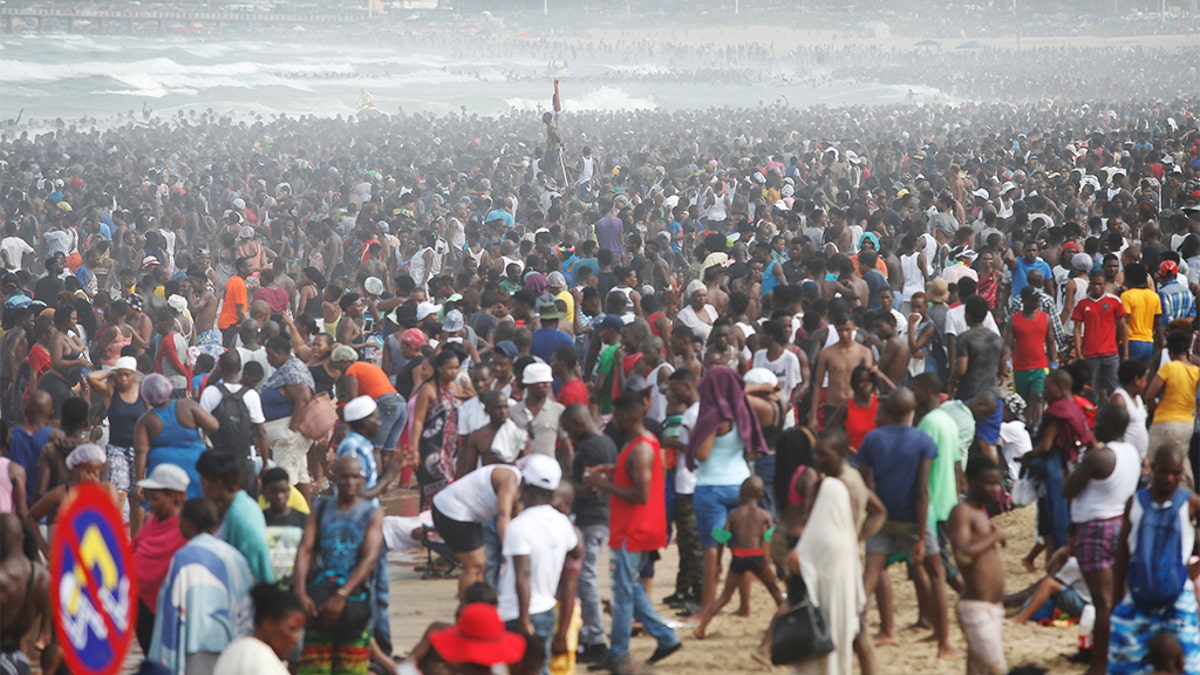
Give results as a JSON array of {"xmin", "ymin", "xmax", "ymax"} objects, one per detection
[
  {"xmin": 599, "ymin": 314, "xmax": 625, "ymax": 332},
  {"xmin": 495, "ymin": 340, "xmax": 519, "ymax": 359}
]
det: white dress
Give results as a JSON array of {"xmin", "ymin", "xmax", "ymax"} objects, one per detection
[{"xmin": 793, "ymin": 478, "xmax": 864, "ymax": 675}]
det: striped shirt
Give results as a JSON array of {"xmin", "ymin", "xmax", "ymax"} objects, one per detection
[{"xmin": 1158, "ymin": 279, "xmax": 1196, "ymax": 326}]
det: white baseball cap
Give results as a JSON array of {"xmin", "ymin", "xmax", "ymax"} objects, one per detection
[
  {"xmin": 522, "ymin": 362, "xmax": 553, "ymax": 385},
  {"xmin": 521, "ymin": 454, "xmax": 562, "ymax": 491},
  {"xmin": 343, "ymin": 395, "xmax": 377, "ymax": 423},
  {"xmin": 137, "ymin": 463, "xmax": 190, "ymax": 492},
  {"xmin": 114, "ymin": 356, "xmax": 139, "ymax": 373}
]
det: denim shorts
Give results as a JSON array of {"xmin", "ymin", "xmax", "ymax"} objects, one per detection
[{"xmin": 694, "ymin": 484, "xmax": 742, "ymax": 548}]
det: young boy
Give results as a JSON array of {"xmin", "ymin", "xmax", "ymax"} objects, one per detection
[
  {"xmin": 692, "ymin": 476, "xmax": 784, "ymax": 639},
  {"xmin": 261, "ymin": 466, "xmax": 308, "ymax": 583},
  {"xmin": 947, "ymin": 454, "xmax": 1008, "ymax": 675}
]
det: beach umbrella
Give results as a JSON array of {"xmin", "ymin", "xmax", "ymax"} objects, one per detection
[{"xmin": 957, "ymin": 40, "xmax": 987, "ymax": 49}]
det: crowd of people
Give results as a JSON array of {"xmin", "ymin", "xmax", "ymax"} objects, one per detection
[{"xmin": 1, "ymin": 78, "xmax": 1200, "ymax": 675}]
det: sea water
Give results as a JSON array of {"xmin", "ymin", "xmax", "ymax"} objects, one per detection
[{"xmin": 0, "ymin": 32, "xmax": 948, "ymax": 125}]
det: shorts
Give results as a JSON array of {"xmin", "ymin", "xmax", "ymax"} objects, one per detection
[
  {"xmin": 431, "ymin": 503, "xmax": 484, "ymax": 554},
  {"xmin": 1052, "ymin": 585, "xmax": 1086, "ymax": 618},
  {"xmin": 1072, "ymin": 515, "xmax": 1122, "ymax": 574},
  {"xmin": 694, "ymin": 484, "xmax": 742, "ymax": 548},
  {"xmin": 957, "ymin": 599, "xmax": 1008, "ymax": 675},
  {"xmin": 106, "ymin": 444, "xmax": 135, "ymax": 492},
  {"xmin": 265, "ymin": 416, "xmax": 312, "ymax": 485},
  {"xmin": 866, "ymin": 520, "xmax": 939, "ymax": 560},
  {"xmin": 1013, "ymin": 368, "xmax": 1046, "ymax": 399},
  {"xmin": 1128, "ymin": 340, "xmax": 1154, "ymax": 363},
  {"xmin": 730, "ymin": 549, "xmax": 766, "ymax": 574},
  {"xmin": 975, "ymin": 399, "xmax": 1003, "ymax": 446}
]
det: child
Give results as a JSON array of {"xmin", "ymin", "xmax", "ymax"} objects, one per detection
[
  {"xmin": 692, "ymin": 476, "xmax": 784, "ymax": 639},
  {"xmin": 260, "ymin": 467, "xmax": 308, "ymax": 584},
  {"xmin": 947, "ymin": 454, "xmax": 1008, "ymax": 675},
  {"xmin": 191, "ymin": 353, "xmax": 215, "ymax": 399},
  {"xmin": 240, "ymin": 360, "xmax": 265, "ymax": 391}
]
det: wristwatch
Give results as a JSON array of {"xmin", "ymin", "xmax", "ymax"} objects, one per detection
[{"xmin": 336, "ymin": 587, "xmax": 350, "ymax": 599}]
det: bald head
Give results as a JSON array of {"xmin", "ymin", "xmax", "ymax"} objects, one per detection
[
  {"xmin": 25, "ymin": 390, "xmax": 52, "ymax": 422},
  {"xmin": 1025, "ymin": 269, "xmax": 1044, "ymax": 286},
  {"xmin": 881, "ymin": 388, "xmax": 916, "ymax": 424}
]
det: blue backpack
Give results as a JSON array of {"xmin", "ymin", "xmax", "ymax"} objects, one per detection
[{"xmin": 1128, "ymin": 487, "xmax": 1192, "ymax": 611}]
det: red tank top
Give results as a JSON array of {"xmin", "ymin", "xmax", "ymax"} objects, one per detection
[
  {"xmin": 609, "ymin": 433, "xmax": 667, "ymax": 552},
  {"xmin": 844, "ymin": 395, "xmax": 879, "ymax": 450},
  {"xmin": 1012, "ymin": 311, "xmax": 1049, "ymax": 371}
]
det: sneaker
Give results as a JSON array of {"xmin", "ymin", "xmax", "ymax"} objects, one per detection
[
  {"xmin": 577, "ymin": 643, "xmax": 608, "ymax": 664},
  {"xmin": 675, "ymin": 601, "xmax": 701, "ymax": 618},
  {"xmin": 661, "ymin": 592, "xmax": 688, "ymax": 607},
  {"xmin": 586, "ymin": 655, "xmax": 618, "ymax": 672},
  {"xmin": 647, "ymin": 642, "xmax": 683, "ymax": 664}
]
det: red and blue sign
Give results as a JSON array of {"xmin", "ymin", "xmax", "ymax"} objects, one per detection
[{"xmin": 50, "ymin": 482, "xmax": 137, "ymax": 675}]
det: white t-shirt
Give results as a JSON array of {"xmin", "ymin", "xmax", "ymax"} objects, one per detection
[
  {"xmin": 212, "ymin": 637, "xmax": 290, "ymax": 675},
  {"xmin": 0, "ymin": 236, "xmax": 34, "ymax": 273},
  {"xmin": 998, "ymin": 420, "xmax": 1032, "ymax": 485},
  {"xmin": 646, "ymin": 362, "xmax": 673, "ymax": 424},
  {"xmin": 674, "ymin": 402, "xmax": 700, "ymax": 494},
  {"xmin": 751, "ymin": 349, "xmax": 803, "ymax": 401},
  {"xmin": 199, "ymin": 382, "xmax": 267, "ymax": 425},
  {"xmin": 498, "ymin": 504, "xmax": 578, "ymax": 621},
  {"xmin": 943, "ymin": 304, "xmax": 1001, "ymax": 338}
]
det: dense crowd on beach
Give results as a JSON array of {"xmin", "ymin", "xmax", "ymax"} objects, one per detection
[{"xmin": 2, "ymin": 42, "xmax": 1200, "ymax": 675}]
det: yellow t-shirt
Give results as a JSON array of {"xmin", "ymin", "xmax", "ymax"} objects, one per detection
[
  {"xmin": 1154, "ymin": 359, "xmax": 1199, "ymax": 424},
  {"xmin": 258, "ymin": 485, "xmax": 312, "ymax": 515},
  {"xmin": 556, "ymin": 289, "xmax": 576, "ymax": 324},
  {"xmin": 1121, "ymin": 287, "xmax": 1161, "ymax": 343}
]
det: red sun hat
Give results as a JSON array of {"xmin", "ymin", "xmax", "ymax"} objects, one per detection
[{"xmin": 429, "ymin": 603, "xmax": 526, "ymax": 667}]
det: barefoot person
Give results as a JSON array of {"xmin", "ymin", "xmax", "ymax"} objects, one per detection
[
  {"xmin": 859, "ymin": 389, "xmax": 960, "ymax": 659},
  {"xmin": 430, "ymin": 457, "xmax": 522, "ymax": 600},
  {"xmin": 692, "ymin": 476, "xmax": 785, "ymax": 639},
  {"xmin": 948, "ymin": 454, "xmax": 1008, "ymax": 675},
  {"xmin": 1063, "ymin": 403, "xmax": 1141, "ymax": 675}
]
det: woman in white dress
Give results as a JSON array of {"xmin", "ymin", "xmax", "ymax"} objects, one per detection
[{"xmin": 791, "ymin": 477, "xmax": 864, "ymax": 675}]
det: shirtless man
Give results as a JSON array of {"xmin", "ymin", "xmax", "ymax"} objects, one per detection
[
  {"xmin": 810, "ymin": 313, "xmax": 874, "ymax": 430},
  {"xmin": 947, "ymin": 455, "xmax": 1008, "ymax": 675},
  {"xmin": 336, "ymin": 292, "xmax": 365, "ymax": 346},
  {"xmin": 187, "ymin": 267, "xmax": 218, "ymax": 347},
  {"xmin": 872, "ymin": 312, "xmax": 909, "ymax": 392},
  {"xmin": 703, "ymin": 265, "xmax": 729, "ymax": 317},
  {"xmin": 0, "ymin": 513, "xmax": 49, "ymax": 673}
]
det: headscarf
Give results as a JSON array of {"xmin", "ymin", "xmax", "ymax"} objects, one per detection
[
  {"xmin": 141, "ymin": 373, "xmax": 173, "ymax": 407},
  {"xmin": 858, "ymin": 231, "xmax": 880, "ymax": 251},
  {"xmin": 66, "ymin": 443, "xmax": 106, "ymax": 470},
  {"xmin": 523, "ymin": 272, "xmax": 548, "ymax": 297},
  {"xmin": 685, "ymin": 366, "xmax": 768, "ymax": 470}
]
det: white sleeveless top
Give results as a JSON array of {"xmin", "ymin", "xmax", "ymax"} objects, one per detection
[
  {"xmin": 1071, "ymin": 440, "xmax": 1141, "ymax": 523},
  {"xmin": 900, "ymin": 252, "xmax": 924, "ymax": 301},
  {"xmin": 432, "ymin": 464, "xmax": 520, "ymax": 523},
  {"xmin": 1111, "ymin": 387, "xmax": 1149, "ymax": 459}
]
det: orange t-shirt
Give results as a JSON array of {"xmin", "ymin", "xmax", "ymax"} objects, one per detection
[
  {"xmin": 346, "ymin": 362, "xmax": 397, "ymax": 399},
  {"xmin": 218, "ymin": 275, "xmax": 247, "ymax": 329}
]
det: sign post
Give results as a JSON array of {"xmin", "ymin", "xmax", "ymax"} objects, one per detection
[{"xmin": 49, "ymin": 482, "xmax": 137, "ymax": 675}]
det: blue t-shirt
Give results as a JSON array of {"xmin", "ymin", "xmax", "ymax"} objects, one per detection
[
  {"xmin": 857, "ymin": 425, "xmax": 938, "ymax": 523},
  {"xmin": 531, "ymin": 328, "xmax": 575, "ymax": 365},
  {"xmin": 1012, "ymin": 257, "xmax": 1052, "ymax": 296}
]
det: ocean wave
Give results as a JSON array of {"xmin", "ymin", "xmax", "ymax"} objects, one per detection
[{"xmin": 505, "ymin": 86, "xmax": 657, "ymax": 112}]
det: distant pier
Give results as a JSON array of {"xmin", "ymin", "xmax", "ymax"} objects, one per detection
[{"xmin": 0, "ymin": 7, "xmax": 376, "ymax": 33}]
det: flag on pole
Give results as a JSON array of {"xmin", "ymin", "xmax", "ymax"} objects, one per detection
[{"xmin": 553, "ymin": 79, "xmax": 562, "ymax": 114}]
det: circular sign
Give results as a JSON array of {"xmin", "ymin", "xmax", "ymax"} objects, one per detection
[{"xmin": 49, "ymin": 482, "xmax": 138, "ymax": 675}]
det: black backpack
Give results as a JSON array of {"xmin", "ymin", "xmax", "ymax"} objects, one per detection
[{"xmin": 210, "ymin": 383, "xmax": 253, "ymax": 456}]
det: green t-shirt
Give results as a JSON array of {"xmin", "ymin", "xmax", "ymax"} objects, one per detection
[
  {"xmin": 918, "ymin": 408, "xmax": 962, "ymax": 524},
  {"xmin": 596, "ymin": 343, "xmax": 619, "ymax": 415}
]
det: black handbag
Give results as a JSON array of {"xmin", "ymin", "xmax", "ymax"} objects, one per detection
[
  {"xmin": 770, "ymin": 581, "xmax": 835, "ymax": 665},
  {"xmin": 306, "ymin": 498, "xmax": 373, "ymax": 640},
  {"xmin": 307, "ymin": 575, "xmax": 372, "ymax": 640}
]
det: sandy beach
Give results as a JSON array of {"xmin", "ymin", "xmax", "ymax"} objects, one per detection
[{"xmin": 387, "ymin": 502, "xmax": 1085, "ymax": 674}]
